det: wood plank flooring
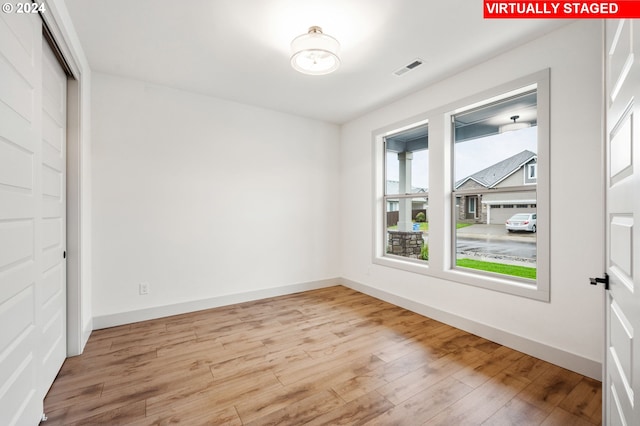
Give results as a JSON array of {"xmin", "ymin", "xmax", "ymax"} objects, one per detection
[{"xmin": 43, "ymin": 286, "xmax": 602, "ymax": 425}]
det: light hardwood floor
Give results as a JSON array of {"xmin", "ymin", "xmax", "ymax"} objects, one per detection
[{"xmin": 43, "ymin": 286, "xmax": 602, "ymax": 425}]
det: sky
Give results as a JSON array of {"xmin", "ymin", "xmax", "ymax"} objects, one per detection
[{"xmin": 386, "ymin": 126, "xmax": 537, "ymax": 189}]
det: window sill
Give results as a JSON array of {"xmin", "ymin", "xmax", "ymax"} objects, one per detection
[
  {"xmin": 373, "ymin": 254, "xmax": 548, "ymax": 302},
  {"xmin": 373, "ymin": 255, "xmax": 430, "ymax": 275}
]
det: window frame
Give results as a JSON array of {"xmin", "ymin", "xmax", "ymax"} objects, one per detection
[
  {"xmin": 382, "ymin": 122, "xmax": 430, "ymax": 266},
  {"xmin": 373, "ymin": 116, "xmax": 431, "ymax": 275},
  {"xmin": 372, "ymin": 69, "xmax": 550, "ymax": 301}
]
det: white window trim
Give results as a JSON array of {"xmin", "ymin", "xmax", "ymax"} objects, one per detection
[
  {"xmin": 527, "ymin": 163, "xmax": 538, "ymax": 180},
  {"xmin": 372, "ymin": 69, "xmax": 550, "ymax": 302}
]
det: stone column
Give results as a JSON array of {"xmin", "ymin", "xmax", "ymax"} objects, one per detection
[{"xmin": 388, "ymin": 230, "xmax": 424, "ymax": 259}]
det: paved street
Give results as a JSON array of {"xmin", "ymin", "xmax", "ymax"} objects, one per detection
[
  {"xmin": 455, "ymin": 224, "xmax": 536, "ymax": 265},
  {"xmin": 457, "ymin": 237, "xmax": 536, "ymax": 260}
]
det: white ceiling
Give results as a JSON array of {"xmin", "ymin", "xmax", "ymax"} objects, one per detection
[{"xmin": 63, "ymin": 0, "xmax": 569, "ymax": 124}]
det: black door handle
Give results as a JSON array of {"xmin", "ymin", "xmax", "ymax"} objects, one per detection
[{"xmin": 589, "ymin": 273, "xmax": 609, "ymax": 290}]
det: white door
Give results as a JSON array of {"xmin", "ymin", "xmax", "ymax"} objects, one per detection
[
  {"xmin": 39, "ymin": 38, "xmax": 67, "ymax": 400},
  {"xmin": 604, "ymin": 18, "xmax": 640, "ymax": 426},
  {"xmin": 0, "ymin": 11, "xmax": 45, "ymax": 425},
  {"xmin": 0, "ymin": 11, "xmax": 67, "ymax": 425}
]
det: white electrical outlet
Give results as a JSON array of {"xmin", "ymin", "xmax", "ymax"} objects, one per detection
[{"xmin": 139, "ymin": 282, "xmax": 149, "ymax": 295}]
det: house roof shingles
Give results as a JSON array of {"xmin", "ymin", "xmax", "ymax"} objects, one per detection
[{"xmin": 455, "ymin": 150, "xmax": 536, "ymax": 189}]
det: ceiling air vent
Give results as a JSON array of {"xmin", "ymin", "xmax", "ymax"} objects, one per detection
[{"xmin": 393, "ymin": 58, "xmax": 424, "ymax": 76}]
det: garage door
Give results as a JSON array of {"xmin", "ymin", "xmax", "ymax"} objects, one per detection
[
  {"xmin": 483, "ymin": 191, "xmax": 536, "ymax": 225},
  {"xmin": 489, "ymin": 206, "xmax": 537, "ymax": 224},
  {"xmin": 0, "ymin": 10, "xmax": 67, "ymax": 425}
]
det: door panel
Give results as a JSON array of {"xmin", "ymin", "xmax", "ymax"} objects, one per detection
[
  {"xmin": 610, "ymin": 215, "xmax": 632, "ymax": 281},
  {"xmin": 0, "ymin": 9, "xmax": 43, "ymax": 426},
  {"xmin": 605, "ymin": 18, "xmax": 640, "ymax": 426},
  {"xmin": 39, "ymin": 39, "xmax": 66, "ymax": 400},
  {"xmin": 610, "ymin": 116, "xmax": 632, "ymax": 180}
]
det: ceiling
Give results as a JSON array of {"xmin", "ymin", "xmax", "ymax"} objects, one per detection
[{"xmin": 63, "ymin": 0, "xmax": 569, "ymax": 124}]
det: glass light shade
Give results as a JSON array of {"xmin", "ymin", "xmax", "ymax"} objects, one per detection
[
  {"xmin": 290, "ymin": 27, "xmax": 340, "ymax": 75},
  {"xmin": 499, "ymin": 122, "xmax": 531, "ymax": 133}
]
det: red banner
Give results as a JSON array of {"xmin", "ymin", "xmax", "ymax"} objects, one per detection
[{"xmin": 484, "ymin": 1, "xmax": 640, "ymax": 18}]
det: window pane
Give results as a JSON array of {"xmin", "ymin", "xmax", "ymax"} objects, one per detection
[
  {"xmin": 386, "ymin": 197, "xmax": 428, "ymax": 262},
  {"xmin": 385, "ymin": 124, "xmax": 428, "ymax": 195},
  {"xmin": 384, "ymin": 123, "xmax": 429, "ymax": 263},
  {"xmin": 453, "ymin": 89, "xmax": 537, "ymax": 280}
]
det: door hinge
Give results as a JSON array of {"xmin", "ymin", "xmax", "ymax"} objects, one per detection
[{"xmin": 590, "ymin": 273, "xmax": 609, "ymax": 290}]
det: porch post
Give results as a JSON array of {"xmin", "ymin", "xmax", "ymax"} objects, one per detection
[{"xmin": 397, "ymin": 152, "xmax": 413, "ymax": 232}]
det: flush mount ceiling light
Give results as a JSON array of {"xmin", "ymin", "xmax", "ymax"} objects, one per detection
[
  {"xmin": 500, "ymin": 115, "xmax": 531, "ymax": 133},
  {"xmin": 290, "ymin": 26, "xmax": 340, "ymax": 75}
]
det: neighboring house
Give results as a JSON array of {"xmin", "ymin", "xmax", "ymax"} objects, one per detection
[
  {"xmin": 386, "ymin": 180, "xmax": 428, "ymax": 226},
  {"xmin": 455, "ymin": 150, "xmax": 537, "ymax": 224},
  {"xmin": 385, "ymin": 180, "xmax": 428, "ymax": 212}
]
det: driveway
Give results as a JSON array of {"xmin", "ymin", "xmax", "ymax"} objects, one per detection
[{"xmin": 456, "ymin": 224, "xmax": 536, "ymax": 242}]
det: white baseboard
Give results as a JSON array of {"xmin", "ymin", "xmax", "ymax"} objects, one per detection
[
  {"xmin": 92, "ymin": 278, "xmax": 340, "ymax": 330},
  {"xmin": 339, "ymin": 278, "xmax": 602, "ymax": 381},
  {"xmin": 82, "ymin": 319, "xmax": 92, "ymax": 348}
]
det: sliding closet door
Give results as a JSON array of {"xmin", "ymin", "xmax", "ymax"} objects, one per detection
[
  {"xmin": 0, "ymin": 9, "xmax": 67, "ymax": 424},
  {"xmin": 39, "ymin": 37, "xmax": 67, "ymax": 400},
  {"xmin": 0, "ymin": 10, "xmax": 44, "ymax": 425}
]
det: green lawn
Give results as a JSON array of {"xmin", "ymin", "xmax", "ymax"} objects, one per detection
[{"xmin": 456, "ymin": 258, "xmax": 536, "ymax": 279}]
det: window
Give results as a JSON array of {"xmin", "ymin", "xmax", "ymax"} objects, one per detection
[
  {"xmin": 383, "ymin": 123, "xmax": 429, "ymax": 263},
  {"xmin": 453, "ymin": 87, "xmax": 538, "ymax": 281},
  {"xmin": 373, "ymin": 70, "xmax": 549, "ymax": 300}
]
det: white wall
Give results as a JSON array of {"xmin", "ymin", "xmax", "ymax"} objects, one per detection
[
  {"xmin": 340, "ymin": 20, "xmax": 604, "ymax": 378},
  {"xmin": 91, "ymin": 73, "xmax": 340, "ymax": 322}
]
